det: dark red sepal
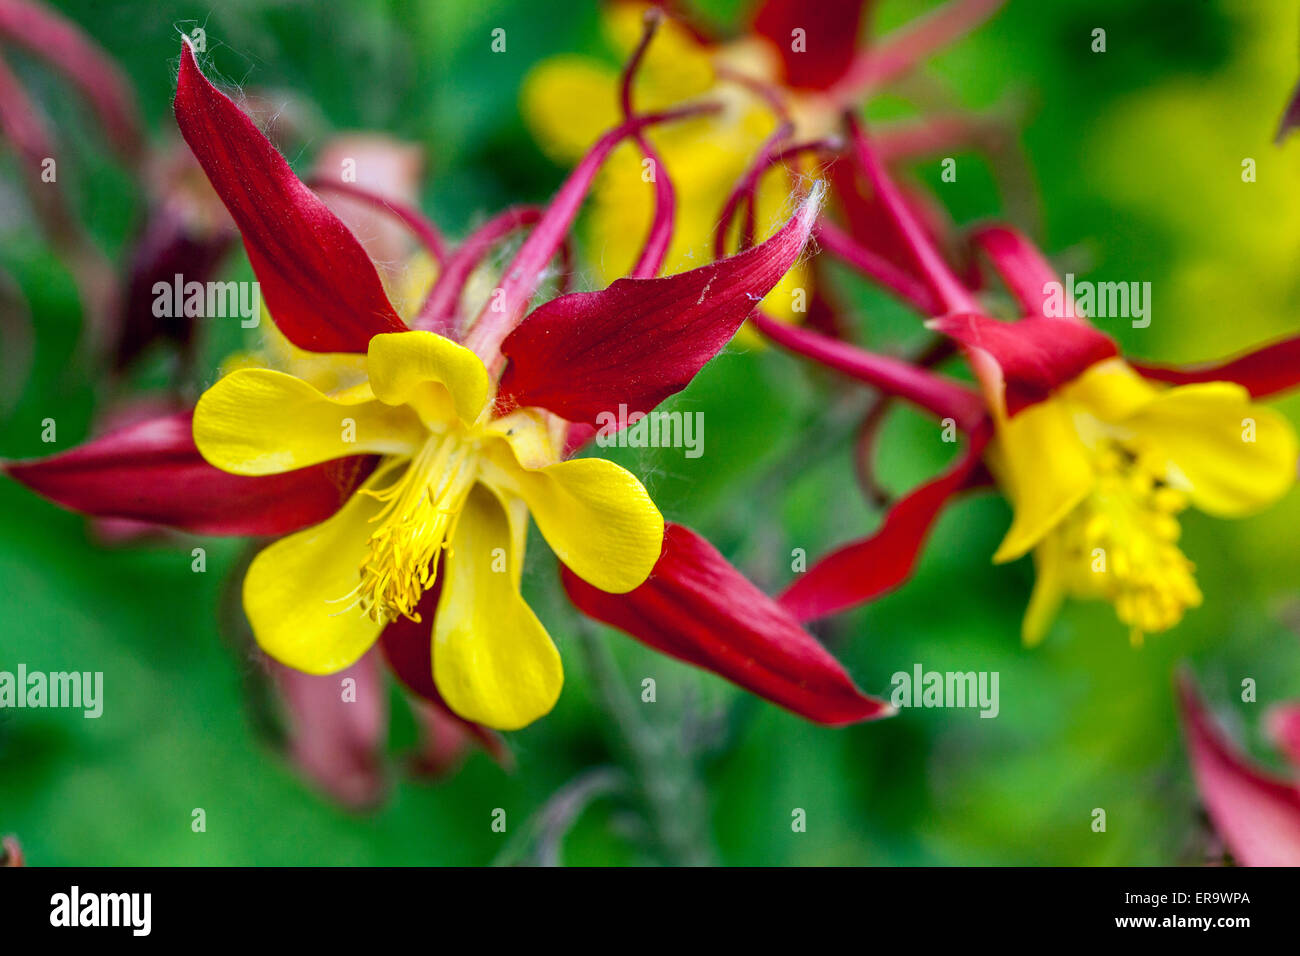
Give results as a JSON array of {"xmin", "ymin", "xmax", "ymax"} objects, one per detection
[
  {"xmin": 779, "ymin": 425, "xmax": 989, "ymax": 621},
  {"xmin": 497, "ymin": 185, "xmax": 822, "ymax": 427},
  {"xmin": 930, "ymin": 313, "xmax": 1118, "ymax": 415},
  {"xmin": 563, "ymin": 522, "xmax": 892, "ymax": 726},
  {"xmin": 4, "ymin": 410, "xmax": 375, "ymax": 536},
  {"xmin": 173, "ymin": 41, "xmax": 406, "ymax": 352}
]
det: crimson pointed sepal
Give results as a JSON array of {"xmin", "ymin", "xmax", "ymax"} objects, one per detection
[
  {"xmin": 930, "ymin": 313, "xmax": 1117, "ymax": 416},
  {"xmin": 498, "ymin": 183, "xmax": 824, "ymax": 428},
  {"xmin": 970, "ymin": 225, "xmax": 1061, "ymax": 319},
  {"xmin": 173, "ymin": 40, "xmax": 406, "ymax": 352},
  {"xmin": 1133, "ymin": 336, "xmax": 1300, "ymax": 400},
  {"xmin": 562, "ymin": 522, "xmax": 892, "ymax": 726},
  {"xmin": 779, "ymin": 426, "xmax": 990, "ymax": 621},
  {"xmin": 3, "ymin": 410, "xmax": 376, "ymax": 536}
]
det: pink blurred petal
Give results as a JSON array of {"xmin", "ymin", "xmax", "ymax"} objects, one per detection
[
  {"xmin": 0, "ymin": 0, "xmax": 143, "ymax": 160},
  {"xmin": 267, "ymin": 649, "xmax": 388, "ymax": 809},
  {"xmin": 310, "ymin": 133, "xmax": 444, "ymax": 280},
  {"xmin": 0, "ymin": 835, "xmax": 22, "ymax": 866},
  {"xmin": 1265, "ymin": 703, "xmax": 1300, "ymax": 772},
  {"xmin": 1177, "ymin": 672, "xmax": 1300, "ymax": 867}
]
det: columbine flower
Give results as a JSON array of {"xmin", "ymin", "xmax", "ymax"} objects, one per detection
[
  {"xmin": 194, "ymin": 316, "xmax": 666, "ymax": 729},
  {"xmin": 933, "ymin": 274, "xmax": 1296, "ymax": 647},
  {"xmin": 759, "ymin": 116, "xmax": 1298, "ymax": 646},
  {"xmin": 1177, "ymin": 671, "xmax": 1300, "ymax": 866},
  {"xmin": 521, "ymin": 0, "xmax": 1006, "ymax": 319},
  {"xmin": 6, "ymin": 40, "xmax": 889, "ymax": 732}
]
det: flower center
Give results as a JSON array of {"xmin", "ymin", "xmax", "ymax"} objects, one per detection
[
  {"xmin": 1055, "ymin": 443, "xmax": 1203, "ymax": 644},
  {"xmin": 354, "ymin": 431, "xmax": 479, "ymax": 624}
]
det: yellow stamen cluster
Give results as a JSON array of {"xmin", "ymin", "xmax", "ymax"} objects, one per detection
[
  {"xmin": 354, "ymin": 433, "xmax": 479, "ymax": 624},
  {"xmin": 1055, "ymin": 444, "xmax": 1203, "ymax": 644}
]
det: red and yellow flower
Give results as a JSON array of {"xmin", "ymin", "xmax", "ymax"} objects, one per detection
[
  {"xmin": 764, "ymin": 117, "xmax": 1299, "ymax": 646},
  {"xmin": 5, "ymin": 40, "xmax": 890, "ymax": 731}
]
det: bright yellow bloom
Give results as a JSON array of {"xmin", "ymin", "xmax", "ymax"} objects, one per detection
[
  {"xmin": 990, "ymin": 359, "xmax": 1297, "ymax": 645},
  {"xmin": 193, "ymin": 330, "xmax": 664, "ymax": 729},
  {"xmin": 522, "ymin": 1, "xmax": 822, "ymax": 320}
]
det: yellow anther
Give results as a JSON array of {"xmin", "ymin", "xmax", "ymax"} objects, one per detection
[
  {"xmin": 354, "ymin": 431, "xmax": 479, "ymax": 623},
  {"xmin": 1054, "ymin": 439, "xmax": 1203, "ymax": 642}
]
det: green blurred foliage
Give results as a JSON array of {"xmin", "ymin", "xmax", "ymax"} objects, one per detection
[{"xmin": 1, "ymin": 0, "xmax": 1297, "ymax": 865}]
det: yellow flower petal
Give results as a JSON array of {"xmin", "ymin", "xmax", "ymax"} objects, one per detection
[
  {"xmin": 520, "ymin": 55, "xmax": 620, "ymax": 163},
  {"xmin": 483, "ymin": 407, "xmax": 563, "ymax": 470},
  {"xmin": 1059, "ymin": 358, "xmax": 1159, "ymax": 422},
  {"xmin": 194, "ymin": 368, "xmax": 425, "ymax": 475},
  {"xmin": 484, "ymin": 443, "xmax": 664, "ymax": 593},
  {"xmin": 365, "ymin": 330, "xmax": 490, "ymax": 425},
  {"xmin": 992, "ymin": 397, "xmax": 1096, "ymax": 563},
  {"xmin": 433, "ymin": 483, "xmax": 562, "ymax": 730},
  {"xmin": 1022, "ymin": 532, "xmax": 1067, "ymax": 647},
  {"xmin": 497, "ymin": 490, "xmax": 530, "ymax": 590},
  {"xmin": 243, "ymin": 471, "xmax": 387, "ymax": 673},
  {"xmin": 1126, "ymin": 382, "xmax": 1298, "ymax": 517}
]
